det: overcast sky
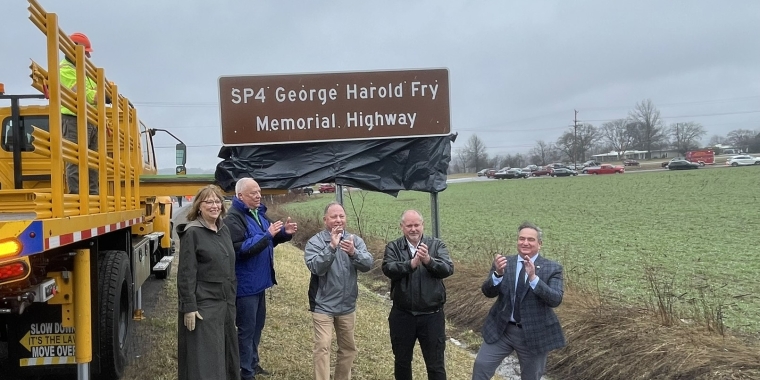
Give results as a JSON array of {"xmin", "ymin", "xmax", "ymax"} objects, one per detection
[{"xmin": 3, "ymin": 0, "xmax": 759, "ymax": 171}]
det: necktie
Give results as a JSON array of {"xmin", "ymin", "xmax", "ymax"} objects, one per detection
[
  {"xmin": 251, "ymin": 209, "xmax": 261, "ymax": 226},
  {"xmin": 513, "ymin": 263, "xmax": 527, "ymax": 323}
]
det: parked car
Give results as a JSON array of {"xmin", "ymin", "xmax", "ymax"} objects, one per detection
[
  {"xmin": 530, "ymin": 166, "xmax": 553, "ymax": 177},
  {"xmin": 495, "ymin": 168, "xmax": 529, "ymax": 179},
  {"xmin": 477, "ymin": 168, "xmax": 494, "ymax": 177},
  {"xmin": 485, "ymin": 169, "xmax": 498, "ymax": 178},
  {"xmin": 318, "ymin": 183, "xmax": 336, "ymax": 193},
  {"xmin": 291, "ymin": 186, "xmax": 314, "ymax": 196},
  {"xmin": 582, "ymin": 160, "xmax": 602, "ymax": 169},
  {"xmin": 667, "ymin": 159, "xmax": 700, "ymax": 170},
  {"xmin": 623, "ymin": 159, "xmax": 640, "ymax": 166},
  {"xmin": 583, "ymin": 164, "xmax": 624, "ymax": 175},
  {"xmin": 551, "ymin": 168, "xmax": 578, "ymax": 177},
  {"xmin": 726, "ymin": 155, "xmax": 760, "ymax": 166},
  {"xmin": 662, "ymin": 157, "xmax": 705, "ymax": 168}
]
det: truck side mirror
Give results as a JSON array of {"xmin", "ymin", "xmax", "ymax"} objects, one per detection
[
  {"xmin": 175, "ymin": 143, "xmax": 186, "ymax": 165},
  {"xmin": 175, "ymin": 143, "xmax": 187, "ymax": 175}
]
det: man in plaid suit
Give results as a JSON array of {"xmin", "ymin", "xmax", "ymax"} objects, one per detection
[{"xmin": 471, "ymin": 221, "xmax": 565, "ymax": 380}]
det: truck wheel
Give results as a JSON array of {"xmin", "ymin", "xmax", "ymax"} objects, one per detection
[{"xmin": 97, "ymin": 250, "xmax": 132, "ymax": 379}]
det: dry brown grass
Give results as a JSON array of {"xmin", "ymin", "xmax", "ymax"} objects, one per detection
[{"xmin": 549, "ymin": 289, "xmax": 760, "ymax": 380}]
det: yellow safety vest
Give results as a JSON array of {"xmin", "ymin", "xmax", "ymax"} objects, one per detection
[{"xmin": 59, "ymin": 58, "xmax": 97, "ymax": 116}]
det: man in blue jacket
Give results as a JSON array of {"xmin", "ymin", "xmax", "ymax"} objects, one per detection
[{"xmin": 225, "ymin": 178, "xmax": 298, "ymax": 380}]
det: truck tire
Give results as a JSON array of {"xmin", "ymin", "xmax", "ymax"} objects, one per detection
[{"xmin": 97, "ymin": 250, "xmax": 132, "ymax": 379}]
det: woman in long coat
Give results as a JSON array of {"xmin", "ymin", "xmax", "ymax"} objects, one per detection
[{"xmin": 177, "ymin": 185, "xmax": 240, "ymax": 380}]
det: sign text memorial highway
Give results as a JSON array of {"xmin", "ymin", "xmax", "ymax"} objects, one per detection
[{"xmin": 218, "ymin": 68, "xmax": 450, "ymax": 145}]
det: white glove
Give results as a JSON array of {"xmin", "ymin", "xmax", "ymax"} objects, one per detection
[{"xmin": 184, "ymin": 311, "xmax": 203, "ymax": 331}]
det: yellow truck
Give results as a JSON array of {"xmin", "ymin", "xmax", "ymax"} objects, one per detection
[{"xmin": 0, "ymin": 1, "xmax": 231, "ymax": 378}]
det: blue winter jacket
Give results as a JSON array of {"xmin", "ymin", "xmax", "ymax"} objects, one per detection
[{"xmin": 224, "ymin": 197, "xmax": 292, "ymax": 297}]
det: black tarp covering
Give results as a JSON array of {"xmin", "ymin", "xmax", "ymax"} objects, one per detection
[{"xmin": 214, "ymin": 133, "xmax": 456, "ymax": 197}]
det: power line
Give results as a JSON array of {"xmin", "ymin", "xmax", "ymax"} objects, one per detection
[
  {"xmin": 580, "ymin": 95, "xmax": 760, "ymax": 112},
  {"xmin": 581, "ymin": 109, "xmax": 760, "ymax": 123}
]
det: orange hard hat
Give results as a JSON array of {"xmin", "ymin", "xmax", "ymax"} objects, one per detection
[{"xmin": 70, "ymin": 32, "xmax": 93, "ymax": 52}]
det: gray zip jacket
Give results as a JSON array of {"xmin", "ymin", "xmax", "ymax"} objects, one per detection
[{"xmin": 304, "ymin": 229, "xmax": 374, "ymax": 316}]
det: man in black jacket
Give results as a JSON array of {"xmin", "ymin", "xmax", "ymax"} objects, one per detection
[{"xmin": 382, "ymin": 209, "xmax": 454, "ymax": 380}]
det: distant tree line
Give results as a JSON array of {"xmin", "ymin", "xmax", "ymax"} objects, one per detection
[{"xmin": 450, "ymin": 98, "xmax": 760, "ymax": 173}]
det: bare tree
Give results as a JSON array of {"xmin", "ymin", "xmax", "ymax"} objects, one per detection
[
  {"xmin": 707, "ymin": 134, "xmax": 727, "ymax": 147},
  {"xmin": 727, "ymin": 129, "xmax": 757, "ymax": 152},
  {"xmin": 555, "ymin": 133, "xmax": 574, "ymax": 162},
  {"xmin": 463, "ymin": 134, "xmax": 489, "ymax": 172},
  {"xmin": 489, "ymin": 154, "xmax": 503, "ymax": 169},
  {"xmin": 629, "ymin": 99, "xmax": 667, "ymax": 158},
  {"xmin": 529, "ymin": 140, "xmax": 552, "ymax": 165},
  {"xmin": 454, "ymin": 147, "xmax": 468, "ymax": 173},
  {"xmin": 670, "ymin": 122, "xmax": 707, "ymax": 155},
  {"xmin": 601, "ymin": 119, "xmax": 635, "ymax": 159},
  {"xmin": 512, "ymin": 153, "xmax": 527, "ymax": 168},
  {"xmin": 556, "ymin": 124, "xmax": 598, "ymax": 162}
]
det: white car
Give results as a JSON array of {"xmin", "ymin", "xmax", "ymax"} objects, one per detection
[{"xmin": 726, "ymin": 155, "xmax": 760, "ymax": 166}]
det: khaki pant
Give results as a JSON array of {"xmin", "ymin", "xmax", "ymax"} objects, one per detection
[
  {"xmin": 62, "ymin": 114, "xmax": 99, "ymax": 195},
  {"xmin": 311, "ymin": 311, "xmax": 357, "ymax": 380}
]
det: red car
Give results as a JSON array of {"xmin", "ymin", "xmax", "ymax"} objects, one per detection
[
  {"xmin": 583, "ymin": 164, "xmax": 624, "ymax": 175},
  {"xmin": 530, "ymin": 166, "xmax": 552, "ymax": 177},
  {"xmin": 318, "ymin": 183, "xmax": 336, "ymax": 193}
]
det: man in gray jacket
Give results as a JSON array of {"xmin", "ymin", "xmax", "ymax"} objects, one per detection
[{"xmin": 304, "ymin": 202, "xmax": 373, "ymax": 380}]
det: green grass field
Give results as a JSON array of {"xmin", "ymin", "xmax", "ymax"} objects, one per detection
[{"xmin": 283, "ymin": 166, "xmax": 760, "ymax": 332}]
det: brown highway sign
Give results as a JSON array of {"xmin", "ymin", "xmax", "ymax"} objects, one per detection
[{"xmin": 218, "ymin": 68, "xmax": 450, "ymax": 145}]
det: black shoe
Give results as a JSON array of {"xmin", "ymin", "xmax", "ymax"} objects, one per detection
[
  {"xmin": 254, "ymin": 365, "xmax": 270, "ymax": 376},
  {"xmin": 241, "ymin": 376, "xmax": 255, "ymax": 380}
]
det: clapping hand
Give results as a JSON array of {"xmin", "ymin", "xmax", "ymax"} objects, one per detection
[
  {"xmin": 268, "ymin": 220, "xmax": 283, "ymax": 237},
  {"xmin": 416, "ymin": 242, "xmax": 431, "ymax": 265},
  {"xmin": 339, "ymin": 233, "xmax": 356, "ymax": 256},
  {"xmin": 330, "ymin": 226, "xmax": 344, "ymax": 249},
  {"xmin": 493, "ymin": 254, "xmax": 507, "ymax": 276},
  {"xmin": 522, "ymin": 255, "xmax": 537, "ymax": 280},
  {"xmin": 284, "ymin": 217, "xmax": 298, "ymax": 234}
]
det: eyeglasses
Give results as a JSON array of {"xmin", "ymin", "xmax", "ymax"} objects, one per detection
[{"xmin": 202, "ymin": 200, "xmax": 222, "ymax": 205}]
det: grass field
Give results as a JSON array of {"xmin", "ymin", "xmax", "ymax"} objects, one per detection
[{"xmin": 282, "ymin": 166, "xmax": 760, "ymax": 332}]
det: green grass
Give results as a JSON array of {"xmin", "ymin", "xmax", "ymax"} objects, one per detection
[{"xmin": 282, "ymin": 167, "xmax": 760, "ymax": 332}]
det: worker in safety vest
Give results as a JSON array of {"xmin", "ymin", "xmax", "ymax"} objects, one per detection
[{"xmin": 60, "ymin": 32, "xmax": 101, "ymax": 195}]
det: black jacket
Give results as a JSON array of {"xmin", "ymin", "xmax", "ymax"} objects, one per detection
[{"xmin": 382, "ymin": 235, "xmax": 454, "ymax": 314}]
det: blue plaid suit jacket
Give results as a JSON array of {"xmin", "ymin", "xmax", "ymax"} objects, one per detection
[{"xmin": 480, "ymin": 254, "xmax": 566, "ymax": 354}]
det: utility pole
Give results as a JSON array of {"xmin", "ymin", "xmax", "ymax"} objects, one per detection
[{"xmin": 573, "ymin": 109, "xmax": 579, "ymax": 166}]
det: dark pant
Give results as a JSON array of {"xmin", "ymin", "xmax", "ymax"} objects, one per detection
[
  {"xmin": 237, "ymin": 292, "xmax": 267, "ymax": 379},
  {"xmin": 471, "ymin": 324, "xmax": 547, "ymax": 380},
  {"xmin": 388, "ymin": 307, "xmax": 447, "ymax": 380},
  {"xmin": 61, "ymin": 114, "xmax": 99, "ymax": 195}
]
